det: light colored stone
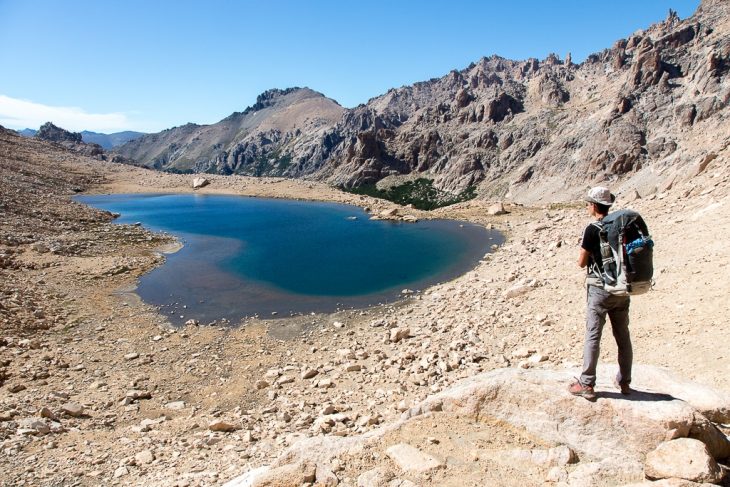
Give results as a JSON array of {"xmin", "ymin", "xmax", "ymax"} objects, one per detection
[
  {"xmin": 389, "ymin": 328, "xmax": 410, "ymax": 343},
  {"xmin": 386, "ymin": 443, "xmax": 444, "ymax": 474},
  {"xmin": 209, "ymin": 420, "xmax": 238, "ymax": 432},
  {"xmin": 645, "ymin": 438, "xmax": 723, "ymax": 484},
  {"xmin": 165, "ymin": 401, "xmax": 186, "ymax": 410},
  {"xmin": 61, "ymin": 402, "xmax": 84, "ymax": 417},
  {"xmin": 18, "ymin": 418, "xmax": 50, "ymax": 435},
  {"xmin": 192, "ymin": 177, "xmax": 210, "ymax": 189},
  {"xmin": 276, "ymin": 375, "xmax": 294, "ymax": 385},
  {"xmin": 546, "ymin": 445, "xmax": 577, "ymax": 466},
  {"xmin": 247, "ymin": 461, "xmax": 315, "ymax": 487},
  {"xmin": 135, "ymin": 449, "xmax": 155, "ymax": 465},
  {"xmin": 124, "ymin": 352, "xmax": 139, "ymax": 361},
  {"xmin": 546, "ymin": 466, "xmax": 568, "ymax": 482},
  {"xmin": 487, "ymin": 202, "xmax": 507, "ymax": 215},
  {"xmin": 301, "ymin": 368, "xmax": 319, "ymax": 380},
  {"xmin": 357, "ymin": 467, "xmax": 394, "ymax": 487},
  {"xmin": 39, "ymin": 407, "xmax": 58, "ymax": 421},
  {"xmin": 503, "ymin": 284, "xmax": 533, "ymax": 299},
  {"xmin": 315, "ymin": 463, "xmax": 339, "ymax": 486},
  {"xmin": 125, "ymin": 390, "xmax": 152, "ymax": 401}
]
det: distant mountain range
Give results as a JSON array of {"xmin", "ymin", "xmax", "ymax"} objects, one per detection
[
  {"xmin": 79, "ymin": 130, "xmax": 146, "ymax": 150},
  {"xmin": 16, "ymin": 127, "xmax": 145, "ymax": 149}
]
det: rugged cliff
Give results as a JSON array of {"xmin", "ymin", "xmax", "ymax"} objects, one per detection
[{"xmin": 115, "ymin": 1, "xmax": 729, "ymax": 202}]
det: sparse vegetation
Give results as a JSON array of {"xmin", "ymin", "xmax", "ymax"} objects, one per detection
[{"xmin": 345, "ymin": 178, "xmax": 477, "ymax": 210}]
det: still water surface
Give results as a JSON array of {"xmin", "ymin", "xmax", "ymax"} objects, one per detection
[{"xmin": 77, "ymin": 194, "xmax": 503, "ymax": 324}]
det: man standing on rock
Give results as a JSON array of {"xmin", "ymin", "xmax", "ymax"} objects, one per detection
[{"xmin": 569, "ymin": 187, "xmax": 632, "ymax": 401}]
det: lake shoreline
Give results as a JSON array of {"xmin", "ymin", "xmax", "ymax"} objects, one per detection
[{"xmin": 79, "ymin": 181, "xmax": 506, "ymax": 327}]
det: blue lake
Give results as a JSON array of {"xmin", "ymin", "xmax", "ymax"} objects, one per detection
[{"xmin": 77, "ymin": 194, "xmax": 503, "ymax": 324}]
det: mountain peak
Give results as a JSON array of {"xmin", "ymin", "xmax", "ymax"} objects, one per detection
[
  {"xmin": 246, "ymin": 87, "xmax": 327, "ymax": 113},
  {"xmin": 36, "ymin": 122, "xmax": 82, "ymax": 144}
]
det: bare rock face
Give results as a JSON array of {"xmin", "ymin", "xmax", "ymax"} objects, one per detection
[{"xmin": 644, "ymin": 438, "xmax": 724, "ymax": 483}]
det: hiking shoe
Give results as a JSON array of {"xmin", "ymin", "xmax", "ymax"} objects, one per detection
[
  {"xmin": 569, "ymin": 380, "xmax": 596, "ymax": 401},
  {"xmin": 614, "ymin": 378, "xmax": 632, "ymax": 395}
]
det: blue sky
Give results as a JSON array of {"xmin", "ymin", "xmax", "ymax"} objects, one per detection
[{"xmin": 0, "ymin": 0, "xmax": 700, "ymax": 133}]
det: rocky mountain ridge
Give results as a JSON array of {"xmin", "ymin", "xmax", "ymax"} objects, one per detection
[
  {"xmin": 18, "ymin": 128, "xmax": 144, "ymax": 149},
  {"xmin": 115, "ymin": 0, "xmax": 729, "ymax": 203}
]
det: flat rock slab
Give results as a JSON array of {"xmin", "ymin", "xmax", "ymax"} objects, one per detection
[
  {"xmin": 386, "ymin": 443, "xmax": 444, "ymax": 474},
  {"xmin": 412, "ymin": 364, "xmax": 730, "ymax": 465}
]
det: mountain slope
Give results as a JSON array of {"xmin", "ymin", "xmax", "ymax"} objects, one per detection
[
  {"xmin": 115, "ymin": 87, "xmax": 345, "ymax": 175},
  {"xmin": 116, "ymin": 0, "xmax": 729, "ymax": 202}
]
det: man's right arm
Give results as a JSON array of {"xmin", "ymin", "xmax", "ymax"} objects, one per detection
[{"xmin": 577, "ymin": 248, "xmax": 590, "ymax": 268}]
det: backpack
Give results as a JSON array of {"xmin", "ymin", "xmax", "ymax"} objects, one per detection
[{"xmin": 590, "ymin": 209, "xmax": 654, "ymax": 296}]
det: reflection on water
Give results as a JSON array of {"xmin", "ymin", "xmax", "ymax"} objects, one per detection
[{"xmin": 77, "ymin": 194, "xmax": 504, "ymax": 325}]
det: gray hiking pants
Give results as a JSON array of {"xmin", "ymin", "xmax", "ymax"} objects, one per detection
[{"xmin": 580, "ymin": 285, "xmax": 632, "ymax": 387}]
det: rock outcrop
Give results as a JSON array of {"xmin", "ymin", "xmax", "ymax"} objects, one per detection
[
  {"xmin": 36, "ymin": 122, "xmax": 105, "ymax": 158},
  {"xmin": 225, "ymin": 365, "xmax": 730, "ymax": 487}
]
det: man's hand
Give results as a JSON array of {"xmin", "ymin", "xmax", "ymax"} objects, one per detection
[{"xmin": 577, "ymin": 248, "xmax": 590, "ymax": 268}]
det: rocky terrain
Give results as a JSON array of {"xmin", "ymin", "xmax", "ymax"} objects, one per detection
[
  {"xmin": 1, "ymin": 113, "xmax": 730, "ymax": 487},
  {"xmin": 115, "ymin": 0, "xmax": 729, "ymax": 204}
]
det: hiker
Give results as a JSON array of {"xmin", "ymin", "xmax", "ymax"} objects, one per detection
[{"xmin": 569, "ymin": 186, "xmax": 632, "ymax": 400}]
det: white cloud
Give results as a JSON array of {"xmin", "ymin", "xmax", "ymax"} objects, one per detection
[{"xmin": 0, "ymin": 95, "xmax": 140, "ymax": 133}]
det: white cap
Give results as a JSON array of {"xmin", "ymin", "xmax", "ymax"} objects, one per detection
[{"xmin": 585, "ymin": 186, "xmax": 616, "ymax": 206}]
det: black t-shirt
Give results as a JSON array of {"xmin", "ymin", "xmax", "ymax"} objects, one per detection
[{"xmin": 581, "ymin": 223, "xmax": 603, "ymax": 275}]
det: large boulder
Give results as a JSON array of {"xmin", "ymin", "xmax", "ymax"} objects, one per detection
[
  {"xmin": 192, "ymin": 177, "xmax": 210, "ymax": 189},
  {"xmin": 644, "ymin": 438, "xmax": 724, "ymax": 484}
]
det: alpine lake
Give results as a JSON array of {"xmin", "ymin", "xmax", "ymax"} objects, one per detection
[{"xmin": 77, "ymin": 194, "xmax": 504, "ymax": 325}]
